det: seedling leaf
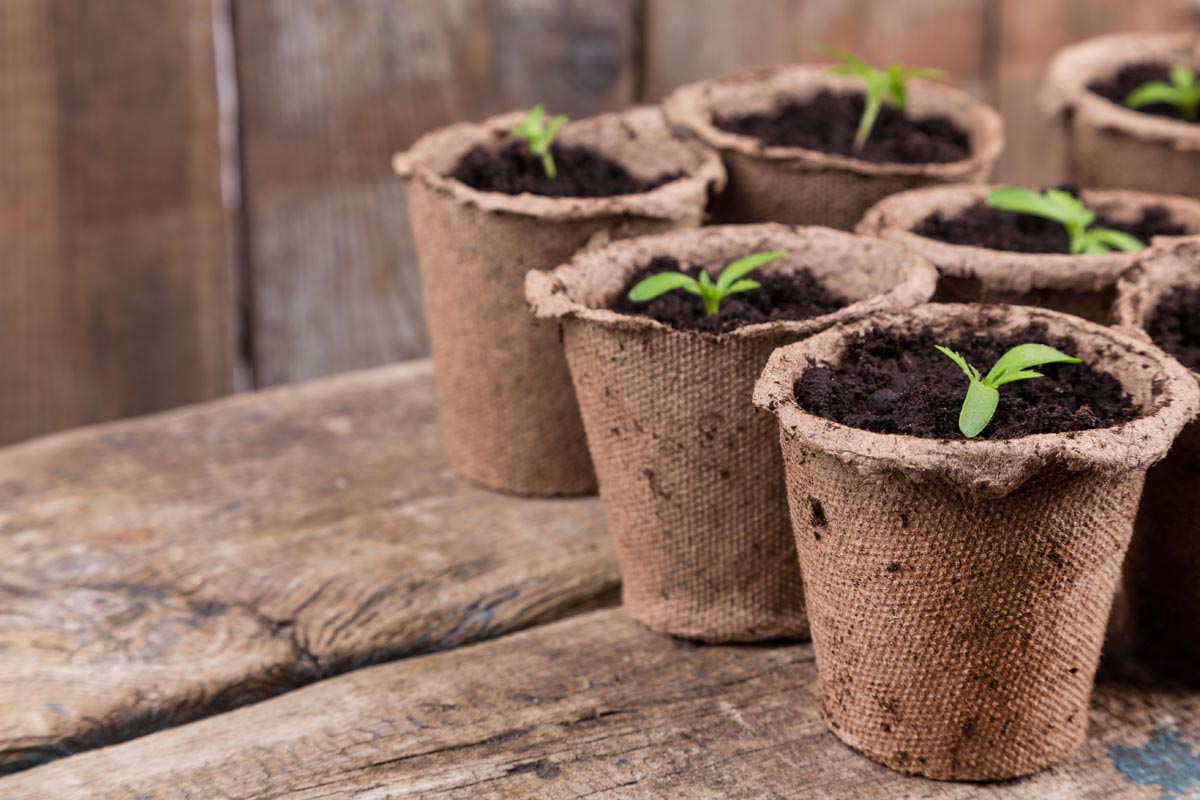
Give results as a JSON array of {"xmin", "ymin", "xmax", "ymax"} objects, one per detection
[
  {"xmin": 628, "ymin": 272, "xmax": 699, "ymax": 302},
  {"xmin": 1124, "ymin": 64, "xmax": 1200, "ymax": 121},
  {"xmin": 936, "ymin": 342, "xmax": 1082, "ymax": 437},
  {"xmin": 511, "ymin": 104, "xmax": 569, "ymax": 178},
  {"xmin": 724, "ymin": 279, "xmax": 761, "ymax": 294},
  {"xmin": 818, "ymin": 45, "xmax": 948, "ymax": 147},
  {"xmin": 627, "ymin": 250, "xmax": 786, "ymax": 317},
  {"xmin": 987, "ymin": 187, "xmax": 1145, "ymax": 255},
  {"xmin": 716, "ymin": 251, "xmax": 787, "ymax": 291}
]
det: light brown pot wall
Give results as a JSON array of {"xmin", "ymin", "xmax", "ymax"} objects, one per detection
[
  {"xmin": 527, "ymin": 225, "xmax": 937, "ymax": 642},
  {"xmin": 858, "ymin": 185, "xmax": 1200, "ymax": 323},
  {"xmin": 393, "ymin": 107, "xmax": 725, "ymax": 496},
  {"xmin": 1041, "ymin": 33, "xmax": 1200, "ymax": 198},
  {"xmin": 1113, "ymin": 238, "xmax": 1200, "ymax": 683},
  {"xmin": 755, "ymin": 304, "xmax": 1199, "ymax": 780},
  {"xmin": 662, "ymin": 65, "xmax": 1004, "ymax": 230}
]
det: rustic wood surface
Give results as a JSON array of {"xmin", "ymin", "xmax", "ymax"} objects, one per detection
[
  {"xmin": 233, "ymin": 0, "xmax": 640, "ymax": 387},
  {"xmin": 0, "ymin": 0, "xmax": 236, "ymax": 446},
  {"xmin": 0, "ymin": 359, "xmax": 615, "ymax": 775},
  {"xmin": 6, "ymin": 608, "xmax": 1196, "ymax": 799}
]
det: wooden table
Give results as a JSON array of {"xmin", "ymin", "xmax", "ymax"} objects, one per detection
[{"xmin": 1, "ymin": 360, "xmax": 1197, "ymax": 799}]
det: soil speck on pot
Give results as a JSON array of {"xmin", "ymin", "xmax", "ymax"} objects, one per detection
[
  {"xmin": 1089, "ymin": 63, "xmax": 1200, "ymax": 124},
  {"xmin": 1148, "ymin": 285, "xmax": 1200, "ymax": 371},
  {"xmin": 713, "ymin": 90, "xmax": 970, "ymax": 165},
  {"xmin": 611, "ymin": 256, "xmax": 847, "ymax": 334},
  {"xmin": 913, "ymin": 192, "xmax": 1188, "ymax": 254},
  {"xmin": 450, "ymin": 141, "xmax": 681, "ymax": 197},
  {"xmin": 809, "ymin": 497, "xmax": 828, "ymax": 528},
  {"xmin": 794, "ymin": 324, "xmax": 1138, "ymax": 439}
]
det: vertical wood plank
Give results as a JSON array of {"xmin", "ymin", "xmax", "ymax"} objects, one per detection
[
  {"xmin": 991, "ymin": 0, "xmax": 1198, "ymax": 185},
  {"xmin": 642, "ymin": 0, "xmax": 989, "ymax": 101},
  {"xmin": 234, "ymin": 0, "xmax": 640, "ymax": 387},
  {"xmin": 0, "ymin": 0, "xmax": 236, "ymax": 444}
]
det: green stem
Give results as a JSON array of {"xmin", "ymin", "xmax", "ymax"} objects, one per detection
[
  {"xmin": 701, "ymin": 290, "xmax": 720, "ymax": 316},
  {"xmin": 854, "ymin": 88, "xmax": 883, "ymax": 151},
  {"xmin": 541, "ymin": 152, "xmax": 557, "ymax": 179}
]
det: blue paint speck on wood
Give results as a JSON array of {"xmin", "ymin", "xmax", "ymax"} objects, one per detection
[{"xmin": 1110, "ymin": 728, "xmax": 1200, "ymax": 800}]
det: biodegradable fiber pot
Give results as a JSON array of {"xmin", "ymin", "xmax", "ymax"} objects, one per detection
[
  {"xmin": 525, "ymin": 225, "xmax": 937, "ymax": 642},
  {"xmin": 754, "ymin": 304, "xmax": 1199, "ymax": 780},
  {"xmin": 1113, "ymin": 238, "xmax": 1200, "ymax": 683},
  {"xmin": 662, "ymin": 64, "xmax": 1004, "ymax": 230},
  {"xmin": 1041, "ymin": 33, "xmax": 1200, "ymax": 198},
  {"xmin": 393, "ymin": 107, "xmax": 725, "ymax": 496},
  {"xmin": 858, "ymin": 184, "xmax": 1200, "ymax": 322}
]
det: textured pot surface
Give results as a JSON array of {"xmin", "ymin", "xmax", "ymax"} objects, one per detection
[
  {"xmin": 528, "ymin": 224, "xmax": 936, "ymax": 641},
  {"xmin": 663, "ymin": 64, "xmax": 1003, "ymax": 230},
  {"xmin": 1041, "ymin": 33, "xmax": 1200, "ymax": 198},
  {"xmin": 394, "ymin": 107, "xmax": 725, "ymax": 495},
  {"xmin": 1113, "ymin": 237, "xmax": 1200, "ymax": 682},
  {"xmin": 755, "ymin": 303, "xmax": 1199, "ymax": 779}
]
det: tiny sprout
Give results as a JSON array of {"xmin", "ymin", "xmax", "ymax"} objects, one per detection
[
  {"xmin": 628, "ymin": 251, "xmax": 787, "ymax": 316},
  {"xmin": 818, "ymin": 45, "xmax": 948, "ymax": 151},
  {"xmin": 511, "ymin": 104, "xmax": 569, "ymax": 178},
  {"xmin": 986, "ymin": 187, "xmax": 1146, "ymax": 255},
  {"xmin": 934, "ymin": 343, "xmax": 1082, "ymax": 438},
  {"xmin": 1124, "ymin": 65, "xmax": 1200, "ymax": 121}
]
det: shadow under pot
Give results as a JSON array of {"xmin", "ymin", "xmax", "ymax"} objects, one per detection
[
  {"xmin": 392, "ymin": 107, "xmax": 726, "ymax": 496},
  {"xmin": 1113, "ymin": 238, "xmax": 1200, "ymax": 684},
  {"xmin": 857, "ymin": 184, "xmax": 1200, "ymax": 322},
  {"xmin": 525, "ymin": 224, "xmax": 937, "ymax": 642},
  {"xmin": 1041, "ymin": 33, "xmax": 1200, "ymax": 199},
  {"xmin": 754, "ymin": 304, "xmax": 1198, "ymax": 780},
  {"xmin": 662, "ymin": 64, "xmax": 1003, "ymax": 230}
]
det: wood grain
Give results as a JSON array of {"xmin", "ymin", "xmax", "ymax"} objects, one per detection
[
  {"xmin": 6, "ymin": 608, "xmax": 1196, "ymax": 799},
  {"xmin": 0, "ymin": 0, "xmax": 236, "ymax": 445},
  {"xmin": 0, "ymin": 360, "xmax": 615, "ymax": 775},
  {"xmin": 233, "ymin": 0, "xmax": 640, "ymax": 387}
]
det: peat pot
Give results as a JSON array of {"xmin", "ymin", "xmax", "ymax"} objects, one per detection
[
  {"xmin": 393, "ymin": 107, "xmax": 725, "ymax": 495},
  {"xmin": 754, "ymin": 303, "xmax": 1198, "ymax": 779},
  {"xmin": 526, "ymin": 224, "xmax": 936, "ymax": 641}
]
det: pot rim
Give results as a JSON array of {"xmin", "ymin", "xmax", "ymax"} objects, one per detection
[
  {"xmin": 525, "ymin": 224, "xmax": 938, "ymax": 342},
  {"xmin": 1114, "ymin": 236, "xmax": 1200, "ymax": 381},
  {"xmin": 1040, "ymin": 32, "xmax": 1200, "ymax": 152},
  {"xmin": 392, "ymin": 105, "xmax": 727, "ymax": 222},
  {"xmin": 661, "ymin": 63, "xmax": 1005, "ymax": 177},
  {"xmin": 857, "ymin": 184, "xmax": 1200, "ymax": 293},
  {"xmin": 754, "ymin": 303, "xmax": 1200, "ymax": 496}
]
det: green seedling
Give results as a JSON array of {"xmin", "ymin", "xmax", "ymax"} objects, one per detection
[
  {"xmin": 511, "ymin": 104, "xmax": 568, "ymax": 178},
  {"xmin": 819, "ymin": 45, "xmax": 948, "ymax": 150},
  {"xmin": 1124, "ymin": 65, "xmax": 1200, "ymax": 121},
  {"xmin": 628, "ymin": 251, "xmax": 787, "ymax": 316},
  {"xmin": 934, "ymin": 343, "xmax": 1082, "ymax": 438},
  {"xmin": 987, "ymin": 187, "xmax": 1146, "ymax": 255}
]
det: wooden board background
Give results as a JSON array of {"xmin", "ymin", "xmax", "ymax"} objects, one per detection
[{"xmin": 1, "ymin": 0, "xmax": 1197, "ymax": 443}]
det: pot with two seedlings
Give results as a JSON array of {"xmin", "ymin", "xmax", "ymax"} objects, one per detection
[
  {"xmin": 858, "ymin": 183, "xmax": 1200, "ymax": 321},
  {"xmin": 663, "ymin": 51, "xmax": 1004, "ymax": 230},
  {"xmin": 754, "ymin": 303, "xmax": 1199, "ymax": 780},
  {"xmin": 526, "ymin": 225, "xmax": 936, "ymax": 642},
  {"xmin": 394, "ymin": 106, "xmax": 724, "ymax": 495}
]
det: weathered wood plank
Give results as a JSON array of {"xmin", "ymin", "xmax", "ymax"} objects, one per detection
[
  {"xmin": 0, "ymin": 360, "xmax": 615, "ymax": 774},
  {"xmin": 642, "ymin": 0, "xmax": 990, "ymax": 101},
  {"xmin": 990, "ymin": 0, "xmax": 1198, "ymax": 185},
  {"xmin": 233, "ymin": 0, "xmax": 640, "ymax": 387},
  {"xmin": 0, "ymin": 0, "xmax": 236, "ymax": 445},
  {"xmin": 8, "ymin": 608, "xmax": 1197, "ymax": 799}
]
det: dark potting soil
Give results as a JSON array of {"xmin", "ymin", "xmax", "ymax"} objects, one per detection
[
  {"xmin": 1089, "ymin": 62, "xmax": 1199, "ymax": 124},
  {"xmin": 795, "ymin": 324, "xmax": 1138, "ymax": 439},
  {"xmin": 611, "ymin": 256, "xmax": 848, "ymax": 335},
  {"xmin": 913, "ymin": 196, "xmax": 1188, "ymax": 254},
  {"xmin": 712, "ymin": 90, "xmax": 970, "ymax": 165},
  {"xmin": 450, "ymin": 141, "xmax": 682, "ymax": 198},
  {"xmin": 1149, "ymin": 285, "xmax": 1200, "ymax": 372}
]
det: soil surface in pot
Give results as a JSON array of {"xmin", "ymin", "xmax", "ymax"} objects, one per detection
[
  {"xmin": 450, "ymin": 141, "xmax": 682, "ymax": 197},
  {"xmin": 913, "ymin": 198, "xmax": 1188, "ymax": 254},
  {"xmin": 611, "ymin": 256, "xmax": 848, "ymax": 335},
  {"xmin": 1089, "ymin": 63, "xmax": 1199, "ymax": 123},
  {"xmin": 795, "ymin": 323, "xmax": 1138, "ymax": 439},
  {"xmin": 712, "ymin": 90, "xmax": 970, "ymax": 164},
  {"xmin": 1149, "ymin": 285, "xmax": 1200, "ymax": 371}
]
